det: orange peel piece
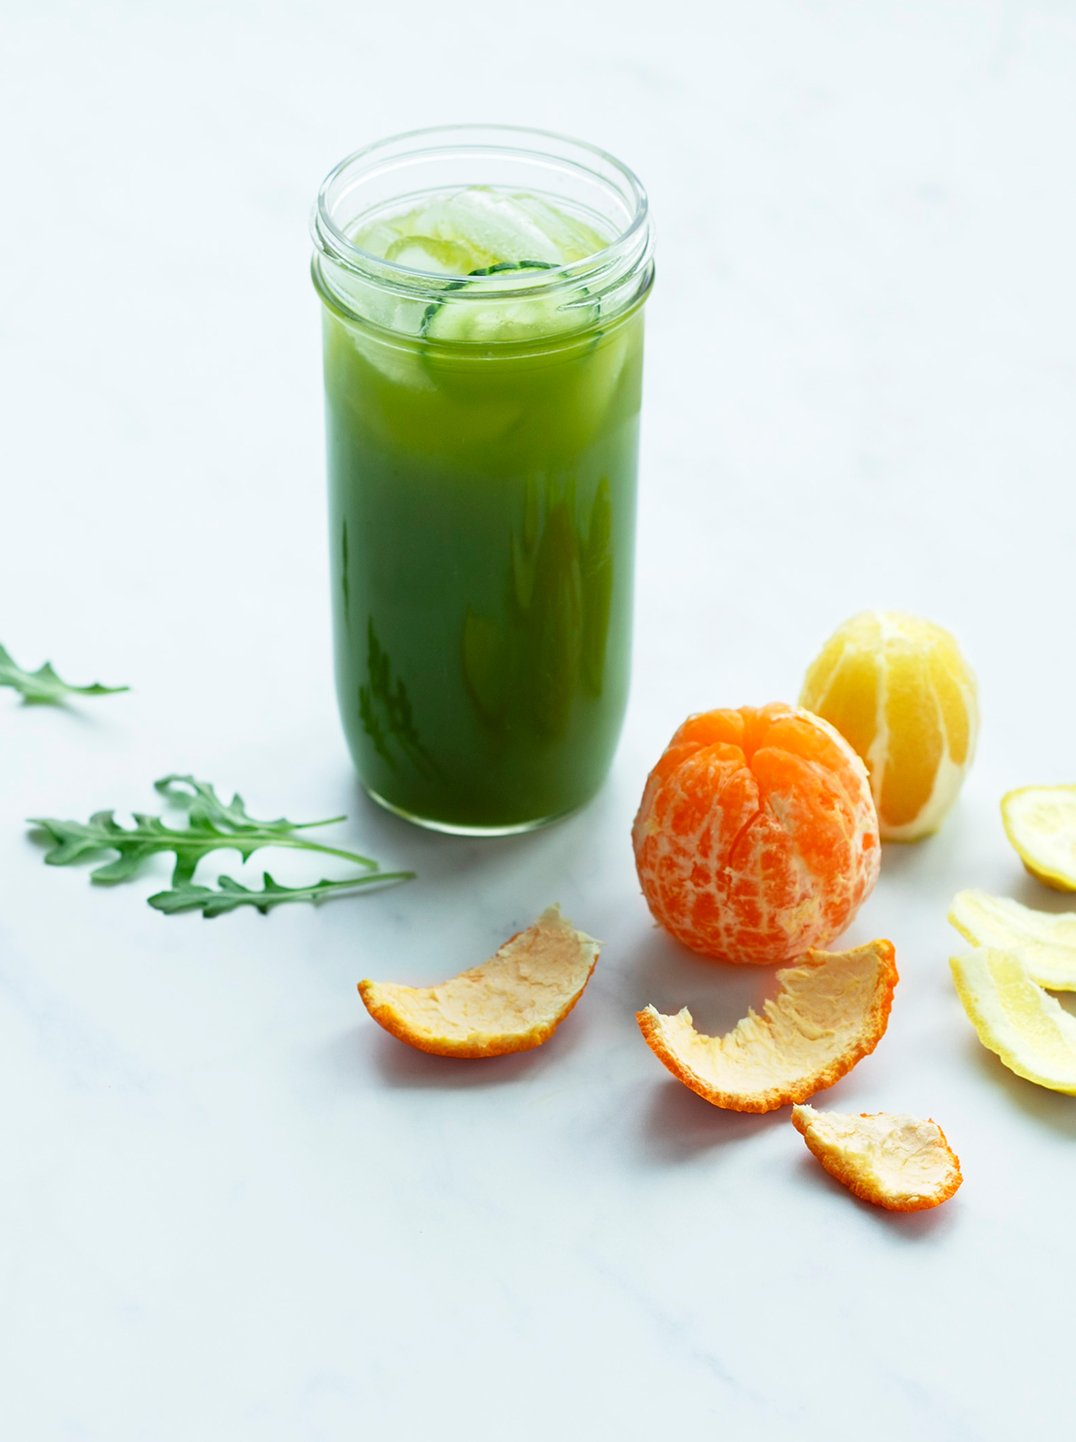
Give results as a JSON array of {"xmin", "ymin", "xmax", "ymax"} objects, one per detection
[
  {"xmin": 358, "ymin": 905, "xmax": 600, "ymax": 1058},
  {"xmin": 636, "ymin": 939, "xmax": 898, "ymax": 1113},
  {"xmin": 791, "ymin": 1104, "xmax": 963, "ymax": 1211}
]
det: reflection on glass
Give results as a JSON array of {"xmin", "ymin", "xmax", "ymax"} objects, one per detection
[{"xmin": 359, "ymin": 619, "xmax": 439, "ymax": 779}]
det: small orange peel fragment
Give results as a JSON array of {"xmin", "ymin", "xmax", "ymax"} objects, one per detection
[
  {"xmin": 791, "ymin": 1104, "xmax": 963, "ymax": 1212},
  {"xmin": 636, "ymin": 939, "xmax": 898, "ymax": 1113},
  {"xmin": 358, "ymin": 904, "xmax": 600, "ymax": 1059}
]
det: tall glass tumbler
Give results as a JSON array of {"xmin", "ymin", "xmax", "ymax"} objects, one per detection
[{"xmin": 311, "ymin": 126, "xmax": 654, "ymax": 834}]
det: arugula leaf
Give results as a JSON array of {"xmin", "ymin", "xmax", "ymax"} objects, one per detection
[
  {"xmin": 0, "ymin": 642, "xmax": 128, "ymax": 704},
  {"xmin": 148, "ymin": 869, "xmax": 414, "ymax": 918},
  {"xmin": 154, "ymin": 774, "xmax": 347, "ymax": 838},
  {"xmin": 30, "ymin": 776, "xmax": 389, "ymax": 886}
]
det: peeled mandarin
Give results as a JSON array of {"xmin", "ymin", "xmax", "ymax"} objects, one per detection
[{"xmin": 632, "ymin": 703, "xmax": 880, "ymax": 965}]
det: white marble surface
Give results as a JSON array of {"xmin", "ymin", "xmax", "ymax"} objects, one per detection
[{"xmin": 3, "ymin": 3, "xmax": 1076, "ymax": 1438}]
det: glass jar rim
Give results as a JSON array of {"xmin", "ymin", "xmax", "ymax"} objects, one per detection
[{"xmin": 310, "ymin": 123, "xmax": 653, "ymax": 304}]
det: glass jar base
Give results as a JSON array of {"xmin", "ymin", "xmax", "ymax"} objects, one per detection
[{"xmin": 362, "ymin": 782, "xmax": 590, "ymax": 837}]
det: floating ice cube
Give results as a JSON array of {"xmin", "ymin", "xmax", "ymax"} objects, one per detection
[
  {"xmin": 355, "ymin": 189, "xmax": 610, "ymax": 272},
  {"xmin": 408, "ymin": 187, "xmax": 567, "ymax": 266},
  {"xmin": 384, "ymin": 235, "xmax": 478, "ymax": 276},
  {"xmin": 509, "ymin": 194, "xmax": 609, "ymax": 263},
  {"xmin": 327, "ymin": 266, "xmax": 429, "ymax": 340},
  {"xmin": 351, "ymin": 219, "xmax": 404, "ymax": 259}
]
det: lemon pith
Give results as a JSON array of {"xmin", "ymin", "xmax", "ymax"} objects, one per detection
[
  {"xmin": 949, "ymin": 889, "xmax": 1076, "ymax": 991},
  {"xmin": 950, "ymin": 946, "xmax": 1076, "ymax": 1094},
  {"xmin": 1001, "ymin": 786, "xmax": 1076, "ymax": 892}
]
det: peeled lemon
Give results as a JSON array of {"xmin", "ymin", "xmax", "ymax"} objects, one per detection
[
  {"xmin": 800, "ymin": 610, "xmax": 978, "ymax": 841},
  {"xmin": 1001, "ymin": 785, "xmax": 1076, "ymax": 892}
]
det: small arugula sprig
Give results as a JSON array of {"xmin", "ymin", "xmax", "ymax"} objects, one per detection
[
  {"xmin": 29, "ymin": 774, "xmax": 413, "ymax": 909},
  {"xmin": 1, "ymin": 642, "xmax": 129, "ymax": 704},
  {"xmin": 148, "ymin": 870, "xmax": 412, "ymax": 918}
]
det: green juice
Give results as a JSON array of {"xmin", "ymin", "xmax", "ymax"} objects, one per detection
[{"xmin": 316, "ymin": 183, "xmax": 650, "ymax": 832}]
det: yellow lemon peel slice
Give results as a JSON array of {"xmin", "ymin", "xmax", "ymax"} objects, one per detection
[
  {"xmin": 950, "ymin": 947, "xmax": 1076, "ymax": 1094},
  {"xmin": 636, "ymin": 939, "xmax": 898, "ymax": 1113},
  {"xmin": 949, "ymin": 889, "xmax": 1076, "ymax": 991},
  {"xmin": 791, "ymin": 1104, "xmax": 962, "ymax": 1211},
  {"xmin": 1001, "ymin": 785, "xmax": 1076, "ymax": 892},
  {"xmin": 358, "ymin": 905, "xmax": 600, "ymax": 1058}
]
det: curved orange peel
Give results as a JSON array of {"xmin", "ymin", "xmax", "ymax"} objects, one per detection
[
  {"xmin": 791, "ymin": 1104, "xmax": 962, "ymax": 1212},
  {"xmin": 636, "ymin": 939, "xmax": 898, "ymax": 1113},
  {"xmin": 358, "ymin": 904, "xmax": 600, "ymax": 1058}
]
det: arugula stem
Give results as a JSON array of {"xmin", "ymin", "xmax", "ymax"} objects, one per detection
[
  {"xmin": 77, "ymin": 828, "xmax": 385, "ymax": 872},
  {"xmin": 261, "ymin": 836, "xmax": 383, "ymax": 869},
  {"xmin": 148, "ymin": 867, "xmax": 416, "ymax": 916},
  {"xmin": 304, "ymin": 870, "xmax": 415, "ymax": 890}
]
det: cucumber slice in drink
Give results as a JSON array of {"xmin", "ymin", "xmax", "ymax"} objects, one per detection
[{"xmin": 422, "ymin": 262, "xmax": 600, "ymax": 344}]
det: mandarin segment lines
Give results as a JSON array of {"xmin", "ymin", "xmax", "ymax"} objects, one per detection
[{"xmin": 633, "ymin": 703, "xmax": 879, "ymax": 964}]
